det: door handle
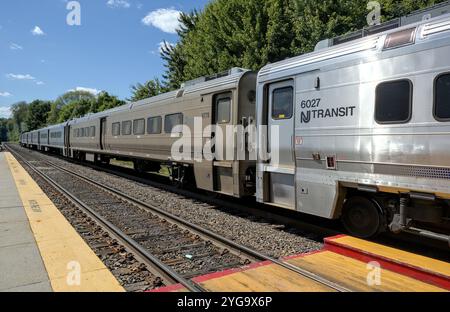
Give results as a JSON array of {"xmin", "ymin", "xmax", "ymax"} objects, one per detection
[{"xmin": 291, "ymin": 135, "xmax": 295, "ymax": 161}]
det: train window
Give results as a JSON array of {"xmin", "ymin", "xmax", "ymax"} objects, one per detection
[
  {"xmin": 85, "ymin": 127, "xmax": 90, "ymax": 137},
  {"xmin": 375, "ymin": 80, "xmax": 412, "ymax": 124},
  {"xmin": 147, "ymin": 117, "xmax": 162, "ymax": 134},
  {"xmin": 122, "ymin": 121, "xmax": 132, "ymax": 135},
  {"xmin": 434, "ymin": 74, "xmax": 450, "ymax": 121},
  {"xmin": 90, "ymin": 126, "xmax": 95, "ymax": 137},
  {"xmin": 112, "ymin": 123, "xmax": 120, "ymax": 136},
  {"xmin": 165, "ymin": 113, "xmax": 183, "ymax": 133},
  {"xmin": 272, "ymin": 87, "xmax": 293, "ymax": 120},
  {"xmin": 81, "ymin": 128, "xmax": 85, "ymax": 137},
  {"xmin": 133, "ymin": 119, "xmax": 145, "ymax": 135},
  {"xmin": 216, "ymin": 98, "xmax": 231, "ymax": 124}
]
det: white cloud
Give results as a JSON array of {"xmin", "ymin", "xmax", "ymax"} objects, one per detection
[
  {"xmin": 142, "ymin": 8, "xmax": 181, "ymax": 34},
  {"xmin": 0, "ymin": 92, "xmax": 12, "ymax": 97},
  {"xmin": 6, "ymin": 73, "xmax": 36, "ymax": 80},
  {"xmin": 68, "ymin": 87, "xmax": 101, "ymax": 95},
  {"xmin": 31, "ymin": 26, "xmax": 45, "ymax": 36},
  {"xmin": 10, "ymin": 43, "xmax": 23, "ymax": 50},
  {"xmin": 0, "ymin": 106, "xmax": 11, "ymax": 118},
  {"xmin": 107, "ymin": 0, "xmax": 130, "ymax": 8},
  {"xmin": 5, "ymin": 73, "xmax": 43, "ymax": 86}
]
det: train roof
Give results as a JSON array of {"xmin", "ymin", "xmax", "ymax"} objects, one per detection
[
  {"xmin": 40, "ymin": 123, "xmax": 67, "ymax": 131},
  {"xmin": 68, "ymin": 68, "xmax": 251, "ymax": 125},
  {"xmin": 258, "ymin": 12, "xmax": 450, "ymax": 82}
]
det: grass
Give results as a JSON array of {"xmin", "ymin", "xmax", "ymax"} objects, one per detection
[{"xmin": 110, "ymin": 158, "xmax": 170, "ymax": 177}]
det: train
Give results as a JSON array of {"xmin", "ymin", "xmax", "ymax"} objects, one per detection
[{"xmin": 21, "ymin": 4, "xmax": 450, "ymax": 244}]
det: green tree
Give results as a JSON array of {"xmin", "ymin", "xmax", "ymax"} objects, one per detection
[
  {"xmin": 161, "ymin": 10, "xmax": 199, "ymax": 89},
  {"xmin": 10, "ymin": 102, "xmax": 28, "ymax": 132},
  {"xmin": 47, "ymin": 90, "xmax": 96, "ymax": 124},
  {"xmin": 158, "ymin": 0, "xmax": 446, "ymax": 88},
  {"xmin": 128, "ymin": 79, "xmax": 166, "ymax": 102},
  {"xmin": 92, "ymin": 91, "xmax": 126, "ymax": 112},
  {"xmin": 0, "ymin": 118, "xmax": 8, "ymax": 142},
  {"xmin": 57, "ymin": 98, "xmax": 93, "ymax": 123},
  {"xmin": 26, "ymin": 100, "xmax": 51, "ymax": 131}
]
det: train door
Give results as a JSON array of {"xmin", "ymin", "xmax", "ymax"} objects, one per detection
[
  {"xmin": 266, "ymin": 80, "xmax": 296, "ymax": 209},
  {"xmin": 64, "ymin": 125, "xmax": 70, "ymax": 157},
  {"xmin": 100, "ymin": 117, "xmax": 107, "ymax": 150},
  {"xmin": 212, "ymin": 92, "xmax": 234, "ymax": 195}
]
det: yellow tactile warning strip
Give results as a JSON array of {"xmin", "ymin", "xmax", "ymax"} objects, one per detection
[
  {"xmin": 287, "ymin": 251, "xmax": 446, "ymax": 292},
  {"xmin": 5, "ymin": 152, "xmax": 124, "ymax": 292},
  {"xmin": 327, "ymin": 235, "xmax": 450, "ymax": 278}
]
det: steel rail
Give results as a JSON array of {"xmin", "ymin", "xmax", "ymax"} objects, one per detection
[
  {"xmin": 7, "ymin": 145, "xmax": 205, "ymax": 293},
  {"xmin": 26, "ymin": 151, "xmax": 352, "ymax": 292}
]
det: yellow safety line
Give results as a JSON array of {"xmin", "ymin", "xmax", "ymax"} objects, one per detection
[
  {"xmin": 288, "ymin": 251, "xmax": 447, "ymax": 292},
  {"xmin": 332, "ymin": 236, "xmax": 450, "ymax": 278},
  {"xmin": 5, "ymin": 152, "xmax": 124, "ymax": 292}
]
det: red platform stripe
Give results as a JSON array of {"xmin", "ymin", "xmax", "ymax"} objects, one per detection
[{"xmin": 192, "ymin": 261, "xmax": 273, "ymax": 283}]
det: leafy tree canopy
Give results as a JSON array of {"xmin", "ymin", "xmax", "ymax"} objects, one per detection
[{"xmin": 128, "ymin": 79, "xmax": 167, "ymax": 102}]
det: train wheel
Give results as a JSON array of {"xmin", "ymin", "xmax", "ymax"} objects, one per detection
[{"xmin": 341, "ymin": 196, "xmax": 384, "ymax": 239}]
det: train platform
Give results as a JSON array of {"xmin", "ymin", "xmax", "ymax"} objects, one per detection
[
  {"xmin": 2, "ymin": 150, "xmax": 450, "ymax": 293},
  {"xmin": 154, "ymin": 237, "xmax": 450, "ymax": 293},
  {"xmin": 0, "ymin": 152, "xmax": 124, "ymax": 292}
]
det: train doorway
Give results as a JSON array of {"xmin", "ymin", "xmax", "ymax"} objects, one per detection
[
  {"xmin": 100, "ymin": 117, "xmax": 107, "ymax": 150},
  {"xmin": 266, "ymin": 80, "xmax": 296, "ymax": 209}
]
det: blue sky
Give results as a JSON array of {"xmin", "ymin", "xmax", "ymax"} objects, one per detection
[{"xmin": 0, "ymin": 0, "xmax": 210, "ymax": 118}]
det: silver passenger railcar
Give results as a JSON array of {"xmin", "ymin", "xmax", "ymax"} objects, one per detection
[
  {"xmin": 257, "ymin": 12, "xmax": 450, "ymax": 241},
  {"xmin": 68, "ymin": 68, "xmax": 257, "ymax": 198}
]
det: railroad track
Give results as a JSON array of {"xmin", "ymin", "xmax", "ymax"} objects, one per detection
[
  {"xmin": 59, "ymin": 151, "xmax": 450, "ymax": 257},
  {"xmin": 7, "ymin": 146, "xmax": 205, "ymax": 292},
  {"xmin": 7, "ymin": 144, "xmax": 352, "ymax": 292}
]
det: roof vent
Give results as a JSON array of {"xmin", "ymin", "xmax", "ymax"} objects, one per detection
[
  {"xmin": 181, "ymin": 67, "xmax": 247, "ymax": 88},
  {"xmin": 176, "ymin": 89, "xmax": 184, "ymax": 98},
  {"xmin": 384, "ymin": 27, "xmax": 416, "ymax": 49}
]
